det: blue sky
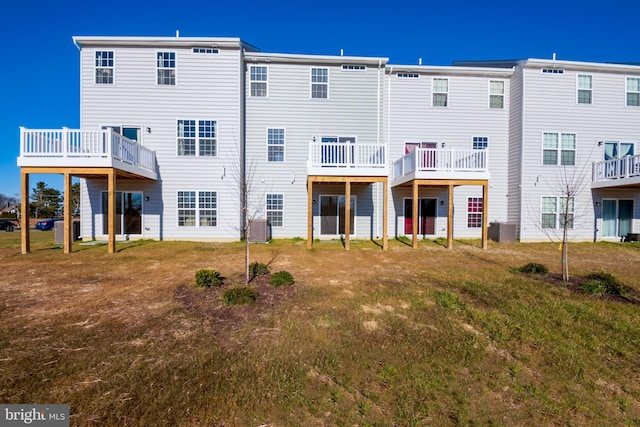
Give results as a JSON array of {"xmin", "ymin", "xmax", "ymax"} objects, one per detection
[{"xmin": 2, "ymin": 0, "xmax": 638, "ymax": 198}]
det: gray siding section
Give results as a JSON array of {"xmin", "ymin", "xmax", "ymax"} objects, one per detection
[
  {"xmin": 519, "ymin": 64, "xmax": 640, "ymax": 240},
  {"xmin": 245, "ymin": 59, "xmax": 385, "ymax": 239},
  {"xmin": 79, "ymin": 45, "xmax": 243, "ymax": 240},
  {"xmin": 507, "ymin": 67, "xmax": 524, "ymax": 228},
  {"xmin": 387, "ymin": 71, "xmax": 511, "ymax": 237}
]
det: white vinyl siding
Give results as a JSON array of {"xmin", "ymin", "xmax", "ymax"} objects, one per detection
[
  {"xmin": 577, "ymin": 74, "xmax": 592, "ymax": 104},
  {"xmin": 542, "ymin": 132, "xmax": 576, "ymax": 166},
  {"xmin": 95, "ymin": 51, "xmax": 114, "ymax": 84},
  {"xmin": 626, "ymin": 77, "xmax": 640, "ymax": 106},
  {"xmin": 157, "ymin": 51, "xmax": 176, "ymax": 85},
  {"xmin": 250, "ymin": 66, "xmax": 268, "ymax": 97},
  {"xmin": 266, "ymin": 194, "xmax": 284, "ymax": 227},
  {"xmin": 432, "ymin": 78, "xmax": 448, "ymax": 107},
  {"xmin": 311, "ymin": 67, "xmax": 328, "ymax": 99}
]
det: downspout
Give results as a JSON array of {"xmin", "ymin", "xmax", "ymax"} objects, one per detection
[{"xmin": 376, "ymin": 59, "xmax": 382, "ymax": 238}]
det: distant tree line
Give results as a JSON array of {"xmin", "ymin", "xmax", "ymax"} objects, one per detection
[{"xmin": 0, "ymin": 182, "xmax": 80, "ymax": 219}]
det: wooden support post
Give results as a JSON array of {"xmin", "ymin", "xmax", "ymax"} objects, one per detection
[
  {"xmin": 447, "ymin": 184, "xmax": 454, "ymax": 250},
  {"xmin": 344, "ymin": 181, "xmax": 351, "ymax": 250},
  {"xmin": 108, "ymin": 170, "xmax": 116, "ymax": 254},
  {"xmin": 63, "ymin": 172, "xmax": 72, "ymax": 254},
  {"xmin": 21, "ymin": 171, "xmax": 30, "ymax": 254},
  {"xmin": 412, "ymin": 180, "xmax": 418, "ymax": 249},
  {"xmin": 382, "ymin": 179, "xmax": 388, "ymax": 251},
  {"xmin": 307, "ymin": 177, "xmax": 313, "ymax": 249},
  {"xmin": 482, "ymin": 181, "xmax": 489, "ymax": 250}
]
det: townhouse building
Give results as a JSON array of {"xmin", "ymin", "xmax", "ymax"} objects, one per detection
[{"xmin": 16, "ymin": 35, "xmax": 640, "ymax": 253}]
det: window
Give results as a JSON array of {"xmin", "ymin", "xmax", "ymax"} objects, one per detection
[
  {"xmin": 266, "ymin": 194, "xmax": 284, "ymax": 227},
  {"xmin": 397, "ymin": 73, "xmax": 419, "ymax": 78},
  {"xmin": 473, "ymin": 137, "xmax": 488, "ymax": 150},
  {"xmin": 577, "ymin": 74, "xmax": 592, "ymax": 104},
  {"xmin": 626, "ymin": 77, "xmax": 640, "ymax": 106},
  {"xmin": 432, "ymin": 78, "xmax": 448, "ymax": 107},
  {"xmin": 267, "ymin": 128, "xmax": 285, "ymax": 162},
  {"xmin": 542, "ymin": 68, "xmax": 564, "ymax": 74},
  {"xmin": 177, "ymin": 191, "xmax": 217, "ymax": 227},
  {"xmin": 311, "ymin": 68, "xmax": 328, "ymax": 99},
  {"xmin": 95, "ymin": 51, "xmax": 114, "ymax": 84},
  {"xmin": 467, "ymin": 197, "xmax": 483, "ymax": 228},
  {"xmin": 543, "ymin": 132, "xmax": 576, "ymax": 166},
  {"xmin": 541, "ymin": 196, "xmax": 574, "ymax": 229},
  {"xmin": 250, "ymin": 66, "xmax": 268, "ymax": 97},
  {"xmin": 192, "ymin": 48, "xmax": 218, "ymax": 54},
  {"xmin": 342, "ymin": 64, "xmax": 366, "ymax": 71},
  {"xmin": 489, "ymin": 80, "xmax": 504, "ymax": 108},
  {"xmin": 157, "ymin": 52, "xmax": 176, "ymax": 85},
  {"xmin": 177, "ymin": 120, "xmax": 216, "ymax": 156}
]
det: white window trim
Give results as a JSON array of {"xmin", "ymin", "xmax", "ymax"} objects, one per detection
[
  {"xmin": 95, "ymin": 50, "xmax": 115, "ymax": 85},
  {"xmin": 310, "ymin": 67, "xmax": 329, "ymax": 99},
  {"xmin": 472, "ymin": 136, "xmax": 488, "ymax": 150},
  {"xmin": 341, "ymin": 64, "xmax": 367, "ymax": 71},
  {"xmin": 432, "ymin": 77, "xmax": 449, "ymax": 107},
  {"xmin": 266, "ymin": 127, "xmax": 286, "ymax": 162},
  {"xmin": 541, "ymin": 131, "xmax": 577, "ymax": 166},
  {"xmin": 176, "ymin": 119, "xmax": 218, "ymax": 157},
  {"xmin": 266, "ymin": 193, "xmax": 285, "ymax": 228},
  {"xmin": 576, "ymin": 74, "xmax": 592, "ymax": 104},
  {"xmin": 626, "ymin": 76, "xmax": 640, "ymax": 107},
  {"xmin": 156, "ymin": 51, "xmax": 176, "ymax": 86},
  {"xmin": 176, "ymin": 190, "xmax": 218, "ymax": 228},
  {"xmin": 249, "ymin": 65, "xmax": 269, "ymax": 98},
  {"xmin": 541, "ymin": 196, "xmax": 574, "ymax": 230},
  {"xmin": 397, "ymin": 72, "xmax": 420, "ymax": 78},
  {"xmin": 488, "ymin": 80, "xmax": 505, "ymax": 109},
  {"xmin": 466, "ymin": 197, "xmax": 483, "ymax": 229}
]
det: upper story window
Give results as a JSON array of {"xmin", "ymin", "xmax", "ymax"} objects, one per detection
[
  {"xmin": 432, "ymin": 78, "xmax": 448, "ymax": 107},
  {"xmin": 311, "ymin": 68, "xmax": 328, "ymax": 99},
  {"xmin": 267, "ymin": 128, "xmax": 285, "ymax": 162},
  {"xmin": 577, "ymin": 74, "xmax": 592, "ymax": 104},
  {"xmin": 250, "ymin": 66, "xmax": 268, "ymax": 97},
  {"xmin": 473, "ymin": 137, "xmax": 488, "ymax": 150},
  {"xmin": 397, "ymin": 73, "xmax": 419, "ymax": 78},
  {"xmin": 192, "ymin": 48, "xmax": 219, "ymax": 54},
  {"xmin": 95, "ymin": 51, "xmax": 114, "ymax": 84},
  {"xmin": 177, "ymin": 119, "xmax": 216, "ymax": 156},
  {"xmin": 626, "ymin": 77, "xmax": 640, "ymax": 106},
  {"xmin": 542, "ymin": 68, "xmax": 564, "ymax": 74},
  {"xmin": 489, "ymin": 80, "xmax": 504, "ymax": 109},
  {"xmin": 157, "ymin": 52, "xmax": 176, "ymax": 85},
  {"xmin": 342, "ymin": 64, "xmax": 366, "ymax": 71},
  {"xmin": 543, "ymin": 132, "xmax": 576, "ymax": 166}
]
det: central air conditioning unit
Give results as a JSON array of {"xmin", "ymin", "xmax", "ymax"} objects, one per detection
[{"xmin": 249, "ymin": 219, "xmax": 271, "ymax": 243}]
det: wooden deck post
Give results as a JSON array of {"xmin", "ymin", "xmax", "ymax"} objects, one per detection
[
  {"xmin": 447, "ymin": 184, "xmax": 454, "ymax": 249},
  {"xmin": 482, "ymin": 181, "xmax": 489, "ymax": 250},
  {"xmin": 412, "ymin": 180, "xmax": 418, "ymax": 249},
  {"xmin": 21, "ymin": 170, "xmax": 30, "ymax": 254},
  {"xmin": 382, "ymin": 179, "xmax": 388, "ymax": 251},
  {"xmin": 344, "ymin": 181, "xmax": 351, "ymax": 250},
  {"xmin": 63, "ymin": 172, "xmax": 72, "ymax": 253},
  {"xmin": 307, "ymin": 177, "xmax": 313, "ymax": 249},
  {"xmin": 108, "ymin": 169, "xmax": 116, "ymax": 254}
]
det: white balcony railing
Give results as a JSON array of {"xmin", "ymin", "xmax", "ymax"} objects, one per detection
[
  {"xmin": 592, "ymin": 155, "xmax": 640, "ymax": 182},
  {"xmin": 393, "ymin": 148, "xmax": 488, "ymax": 180},
  {"xmin": 308, "ymin": 141, "xmax": 386, "ymax": 176},
  {"xmin": 19, "ymin": 127, "xmax": 157, "ymax": 176}
]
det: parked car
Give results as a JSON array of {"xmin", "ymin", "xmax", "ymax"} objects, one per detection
[
  {"xmin": 0, "ymin": 219, "xmax": 17, "ymax": 232},
  {"xmin": 35, "ymin": 218, "xmax": 63, "ymax": 231}
]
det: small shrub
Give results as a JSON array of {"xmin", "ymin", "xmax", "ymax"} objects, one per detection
[
  {"xmin": 250, "ymin": 261, "xmax": 269, "ymax": 277},
  {"xmin": 582, "ymin": 271, "xmax": 625, "ymax": 296},
  {"xmin": 516, "ymin": 263, "xmax": 548, "ymax": 274},
  {"xmin": 195, "ymin": 269, "xmax": 223, "ymax": 288},
  {"xmin": 223, "ymin": 286, "xmax": 258, "ymax": 305},
  {"xmin": 270, "ymin": 271, "xmax": 295, "ymax": 287}
]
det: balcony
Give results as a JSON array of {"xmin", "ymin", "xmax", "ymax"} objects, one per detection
[
  {"xmin": 392, "ymin": 148, "xmax": 489, "ymax": 186},
  {"xmin": 307, "ymin": 140, "xmax": 387, "ymax": 176},
  {"xmin": 18, "ymin": 127, "xmax": 157, "ymax": 180},
  {"xmin": 591, "ymin": 155, "xmax": 640, "ymax": 189}
]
